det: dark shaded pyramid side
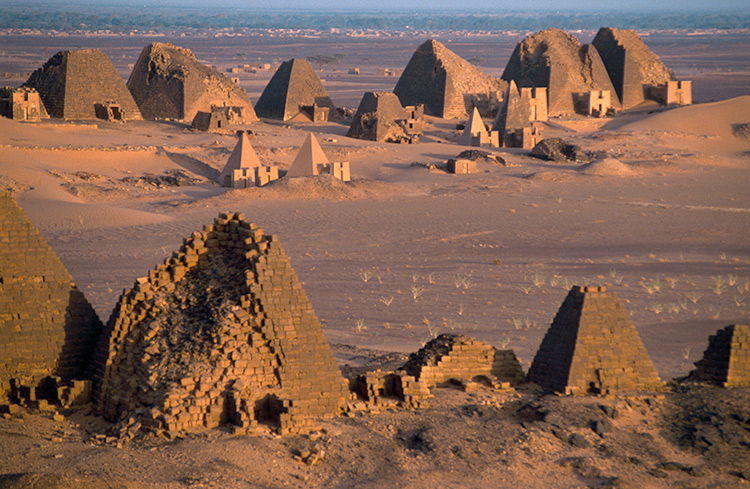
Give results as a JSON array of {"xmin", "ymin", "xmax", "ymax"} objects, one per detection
[
  {"xmin": 688, "ymin": 325, "xmax": 750, "ymax": 387},
  {"xmin": 0, "ymin": 192, "xmax": 102, "ymax": 398},
  {"xmin": 492, "ymin": 80, "xmax": 528, "ymax": 133},
  {"xmin": 527, "ymin": 285, "xmax": 662, "ymax": 394},
  {"xmin": 254, "ymin": 58, "xmax": 335, "ymax": 121}
]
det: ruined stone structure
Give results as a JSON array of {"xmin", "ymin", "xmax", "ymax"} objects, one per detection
[
  {"xmin": 502, "ymin": 29, "xmax": 618, "ymax": 117},
  {"xmin": 287, "ymin": 134, "xmax": 350, "ymax": 182},
  {"xmin": 527, "ymin": 286, "xmax": 663, "ymax": 395},
  {"xmin": 648, "ymin": 80, "xmax": 692, "ymax": 106},
  {"xmin": 254, "ymin": 59, "xmax": 336, "ymax": 122},
  {"xmin": 219, "ymin": 131, "xmax": 279, "ymax": 188},
  {"xmin": 394, "ymin": 39, "xmax": 506, "ymax": 119},
  {"xmin": 458, "ymin": 107, "xmax": 499, "ymax": 148},
  {"xmin": 592, "ymin": 27, "xmax": 674, "ymax": 110},
  {"xmin": 351, "ymin": 370, "xmax": 430, "ymax": 410},
  {"xmin": 347, "ymin": 91, "xmax": 423, "ymax": 143},
  {"xmin": 92, "ymin": 212, "xmax": 350, "ymax": 435},
  {"xmin": 94, "ymin": 102, "xmax": 126, "ymax": 122},
  {"xmin": 520, "ymin": 87, "xmax": 548, "ymax": 122},
  {"xmin": 688, "ymin": 325, "xmax": 750, "ymax": 387},
  {"xmin": 192, "ymin": 105, "xmax": 254, "ymax": 132},
  {"xmin": 493, "ymin": 81, "xmax": 545, "ymax": 149},
  {"xmin": 0, "ymin": 87, "xmax": 48, "ymax": 121},
  {"xmin": 24, "ymin": 49, "xmax": 141, "ymax": 121},
  {"xmin": 447, "ymin": 158, "xmax": 478, "ymax": 174},
  {"xmin": 0, "ymin": 192, "xmax": 102, "ymax": 404},
  {"xmin": 574, "ymin": 90, "xmax": 614, "ymax": 117},
  {"xmin": 127, "ymin": 43, "xmax": 258, "ymax": 122},
  {"xmin": 401, "ymin": 334, "xmax": 525, "ymax": 387}
]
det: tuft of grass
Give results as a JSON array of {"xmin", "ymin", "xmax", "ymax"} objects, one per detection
[
  {"xmin": 639, "ymin": 278, "xmax": 662, "ymax": 295},
  {"xmin": 454, "ymin": 273, "xmax": 475, "ymax": 290},
  {"xmin": 379, "ymin": 296, "xmax": 394, "ymax": 307},
  {"xmin": 648, "ymin": 303, "xmax": 664, "ymax": 314},
  {"xmin": 726, "ymin": 274, "xmax": 739, "ymax": 287},
  {"xmin": 410, "ymin": 285, "xmax": 425, "ymax": 301},
  {"xmin": 712, "ymin": 275, "xmax": 727, "ymax": 295},
  {"xmin": 359, "ymin": 269, "xmax": 372, "ymax": 283},
  {"xmin": 685, "ymin": 291, "xmax": 702, "ymax": 304},
  {"xmin": 530, "ymin": 272, "xmax": 546, "ymax": 288},
  {"xmin": 492, "ymin": 258, "xmax": 503, "ymax": 266},
  {"xmin": 664, "ymin": 277, "xmax": 678, "ymax": 289},
  {"xmin": 520, "ymin": 285, "xmax": 534, "ymax": 295},
  {"xmin": 457, "ymin": 304, "xmax": 464, "ymax": 316},
  {"xmin": 353, "ymin": 318, "xmax": 367, "ymax": 333}
]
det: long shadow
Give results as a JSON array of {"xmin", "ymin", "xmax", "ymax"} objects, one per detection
[
  {"xmin": 55, "ymin": 288, "xmax": 104, "ymax": 381},
  {"xmin": 164, "ymin": 151, "xmax": 220, "ymax": 181}
]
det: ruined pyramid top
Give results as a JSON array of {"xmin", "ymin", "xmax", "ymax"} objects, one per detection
[
  {"xmin": 688, "ymin": 324, "xmax": 750, "ymax": 387},
  {"xmin": 24, "ymin": 49, "xmax": 142, "ymax": 120},
  {"xmin": 254, "ymin": 58, "xmax": 335, "ymax": 121},
  {"xmin": 127, "ymin": 42, "xmax": 257, "ymax": 122},
  {"xmin": 287, "ymin": 133, "xmax": 329, "ymax": 178},
  {"xmin": 218, "ymin": 131, "xmax": 261, "ymax": 183},
  {"xmin": 394, "ymin": 39, "xmax": 506, "ymax": 119},
  {"xmin": 346, "ymin": 91, "xmax": 414, "ymax": 142},
  {"xmin": 527, "ymin": 285, "xmax": 662, "ymax": 394}
]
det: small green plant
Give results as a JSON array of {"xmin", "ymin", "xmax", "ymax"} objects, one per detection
[
  {"xmin": 648, "ymin": 303, "xmax": 664, "ymax": 314},
  {"xmin": 379, "ymin": 296, "xmax": 394, "ymax": 307}
]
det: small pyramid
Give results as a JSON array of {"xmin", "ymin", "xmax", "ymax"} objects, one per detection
[
  {"xmin": 492, "ymin": 80, "xmax": 529, "ymax": 134},
  {"xmin": 127, "ymin": 43, "xmax": 258, "ymax": 122},
  {"xmin": 458, "ymin": 107, "xmax": 490, "ymax": 146},
  {"xmin": 527, "ymin": 285, "xmax": 662, "ymax": 394},
  {"xmin": 92, "ymin": 212, "xmax": 349, "ymax": 435},
  {"xmin": 688, "ymin": 325, "xmax": 750, "ymax": 387},
  {"xmin": 394, "ymin": 39, "xmax": 506, "ymax": 119},
  {"xmin": 347, "ymin": 91, "xmax": 419, "ymax": 143},
  {"xmin": 218, "ymin": 131, "xmax": 261, "ymax": 185},
  {"xmin": 23, "ymin": 49, "xmax": 141, "ymax": 120},
  {"xmin": 592, "ymin": 27, "xmax": 675, "ymax": 110},
  {"xmin": 287, "ymin": 133, "xmax": 329, "ymax": 178},
  {"xmin": 254, "ymin": 58, "xmax": 336, "ymax": 121},
  {"xmin": 0, "ymin": 192, "xmax": 102, "ymax": 397}
]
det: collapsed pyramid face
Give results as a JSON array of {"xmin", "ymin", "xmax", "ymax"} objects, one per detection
[
  {"xmin": 254, "ymin": 58, "xmax": 335, "ymax": 121},
  {"xmin": 23, "ymin": 49, "xmax": 142, "ymax": 120},
  {"xmin": 92, "ymin": 212, "xmax": 348, "ymax": 435},
  {"xmin": 394, "ymin": 40, "xmax": 506, "ymax": 119},
  {"xmin": 401, "ymin": 334, "xmax": 525, "ymax": 386},
  {"xmin": 127, "ymin": 43, "xmax": 258, "ymax": 122},
  {"xmin": 592, "ymin": 28, "xmax": 674, "ymax": 110},
  {"xmin": 689, "ymin": 325, "xmax": 750, "ymax": 387},
  {"xmin": 347, "ymin": 91, "xmax": 411, "ymax": 142},
  {"xmin": 527, "ymin": 286, "xmax": 662, "ymax": 395},
  {"xmin": 501, "ymin": 29, "xmax": 618, "ymax": 116},
  {"xmin": 0, "ymin": 192, "xmax": 102, "ymax": 397}
]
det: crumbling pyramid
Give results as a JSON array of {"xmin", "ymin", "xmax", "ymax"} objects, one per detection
[
  {"xmin": 92, "ymin": 212, "xmax": 349, "ymax": 435},
  {"xmin": 23, "ymin": 49, "xmax": 141, "ymax": 120},
  {"xmin": 502, "ymin": 29, "xmax": 618, "ymax": 116},
  {"xmin": 527, "ymin": 286, "xmax": 663, "ymax": 394},
  {"xmin": 592, "ymin": 27, "xmax": 674, "ymax": 110},
  {"xmin": 287, "ymin": 133, "xmax": 329, "ymax": 178},
  {"xmin": 127, "ymin": 42, "xmax": 258, "ymax": 122},
  {"xmin": 254, "ymin": 58, "xmax": 335, "ymax": 121},
  {"xmin": 347, "ymin": 91, "xmax": 422, "ymax": 143},
  {"xmin": 0, "ymin": 191, "xmax": 102, "ymax": 400},
  {"xmin": 394, "ymin": 39, "xmax": 506, "ymax": 119},
  {"xmin": 688, "ymin": 325, "xmax": 750, "ymax": 387}
]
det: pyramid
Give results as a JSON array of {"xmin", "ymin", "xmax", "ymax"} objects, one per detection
[
  {"xmin": 218, "ymin": 131, "xmax": 261, "ymax": 186},
  {"xmin": 23, "ymin": 49, "xmax": 141, "ymax": 120},
  {"xmin": 127, "ymin": 42, "xmax": 258, "ymax": 122},
  {"xmin": 286, "ymin": 133, "xmax": 329, "ymax": 178},
  {"xmin": 394, "ymin": 39, "xmax": 506, "ymax": 119},
  {"xmin": 92, "ymin": 212, "xmax": 349, "ymax": 435},
  {"xmin": 254, "ymin": 58, "xmax": 336, "ymax": 121},
  {"xmin": 502, "ymin": 29, "xmax": 618, "ymax": 117},
  {"xmin": 688, "ymin": 325, "xmax": 750, "ymax": 387},
  {"xmin": 592, "ymin": 27, "xmax": 675, "ymax": 110},
  {"xmin": 527, "ymin": 286, "xmax": 663, "ymax": 394},
  {"xmin": 0, "ymin": 192, "xmax": 102, "ymax": 399},
  {"xmin": 347, "ymin": 91, "xmax": 420, "ymax": 143},
  {"xmin": 492, "ymin": 80, "xmax": 529, "ymax": 134},
  {"xmin": 458, "ymin": 107, "xmax": 490, "ymax": 146}
]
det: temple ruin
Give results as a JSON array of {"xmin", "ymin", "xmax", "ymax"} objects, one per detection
[
  {"xmin": 648, "ymin": 80, "xmax": 693, "ymax": 106},
  {"xmin": 574, "ymin": 90, "xmax": 615, "ymax": 117},
  {"xmin": 91, "ymin": 212, "xmax": 350, "ymax": 435},
  {"xmin": 492, "ymin": 81, "xmax": 545, "ymax": 149},
  {"xmin": 0, "ymin": 87, "xmax": 48, "ymax": 121},
  {"xmin": 127, "ymin": 43, "xmax": 258, "ymax": 122},
  {"xmin": 219, "ymin": 131, "xmax": 280, "ymax": 188},
  {"xmin": 394, "ymin": 39, "xmax": 506, "ymax": 119},
  {"xmin": 287, "ymin": 134, "xmax": 350, "ymax": 181},
  {"xmin": 23, "ymin": 49, "xmax": 141, "ymax": 121},
  {"xmin": 254, "ymin": 58, "xmax": 336, "ymax": 122},
  {"xmin": 347, "ymin": 91, "xmax": 423, "ymax": 143},
  {"xmin": 191, "ymin": 105, "xmax": 254, "ymax": 132},
  {"xmin": 527, "ymin": 286, "xmax": 663, "ymax": 395},
  {"xmin": 688, "ymin": 325, "xmax": 750, "ymax": 387}
]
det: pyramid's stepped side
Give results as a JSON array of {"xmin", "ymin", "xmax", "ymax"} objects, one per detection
[
  {"xmin": 92, "ymin": 212, "xmax": 349, "ymax": 435},
  {"xmin": 23, "ymin": 49, "xmax": 141, "ymax": 120},
  {"xmin": 527, "ymin": 286, "xmax": 662, "ymax": 394},
  {"xmin": 0, "ymin": 192, "xmax": 102, "ymax": 397},
  {"xmin": 394, "ymin": 40, "xmax": 506, "ymax": 119},
  {"xmin": 127, "ymin": 43, "xmax": 257, "ymax": 122},
  {"xmin": 688, "ymin": 325, "xmax": 750, "ymax": 387},
  {"xmin": 592, "ymin": 27, "xmax": 674, "ymax": 110},
  {"xmin": 254, "ymin": 58, "xmax": 335, "ymax": 121}
]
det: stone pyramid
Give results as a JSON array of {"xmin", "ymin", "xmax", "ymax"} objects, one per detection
[
  {"xmin": 287, "ymin": 133, "xmax": 329, "ymax": 178},
  {"xmin": 592, "ymin": 27, "xmax": 675, "ymax": 110},
  {"xmin": 92, "ymin": 212, "xmax": 349, "ymax": 435},
  {"xmin": 688, "ymin": 325, "xmax": 750, "ymax": 387},
  {"xmin": 527, "ymin": 286, "xmax": 663, "ymax": 394},
  {"xmin": 394, "ymin": 39, "xmax": 506, "ymax": 119},
  {"xmin": 502, "ymin": 29, "xmax": 618, "ymax": 116},
  {"xmin": 492, "ymin": 80, "xmax": 529, "ymax": 134},
  {"xmin": 23, "ymin": 49, "xmax": 141, "ymax": 120},
  {"xmin": 127, "ymin": 42, "xmax": 258, "ymax": 122},
  {"xmin": 254, "ymin": 58, "xmax": 336, "ymax": 121},
  {"xmin": 0, "ymin": 191, "xmax": 102, "ymax": 399},
  {"xmin": 347, "ymin": 91, "xmax": 413, "ymax": 142},
  {"xmin": 458, "ymin": 107, "xmax": 490, "ymax": 146},
  {"xmin": 218, "ymin": 131, "xmax": 261, "ymax": 185}
]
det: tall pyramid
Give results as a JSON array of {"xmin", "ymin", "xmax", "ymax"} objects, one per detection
[
  {"xmin": 527, "ymin": 285, "xmax": 663, "ymax": 394},
  {"xmin": 688, "ymin": 325, "xmax": 750, "ymax": 387},
  {"xmin": 0, "ymin": 192, "xmax": 102, "ymax": 399},
  {"xmin": 287, "ymin": 133, "xmax": 329, "ymax": 178},
  {"xmin": 218, "ymin": 131, "xmax": 261, "ymax": 185},
  {"xmin": 127, "ymin": 42, "xmax": 258, "ymax": 122},
  {"xmin": 254, "ymin": 58, "xmax": 336, "ymax": 121},
  {"xmin": 502, "ymin": 29, "xmax": 618, "ymax": 117},
  {"xmin": 394, "ymin": 39, "xmax": 506, "ymax": 119},
  {"xmin": 23, "ymin": 49, "xmax": 141, "ymax": 120},
  {"xmin": 92, "ymin": 212, "xmax": 349, "ymax": 435},
  {"xmin": 492, "ymin": 80, "xmax": 529, "ymax": 134},
  {"xmin": 592, "ymin": 27, "xmax": 675, "ymax": 110}
]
